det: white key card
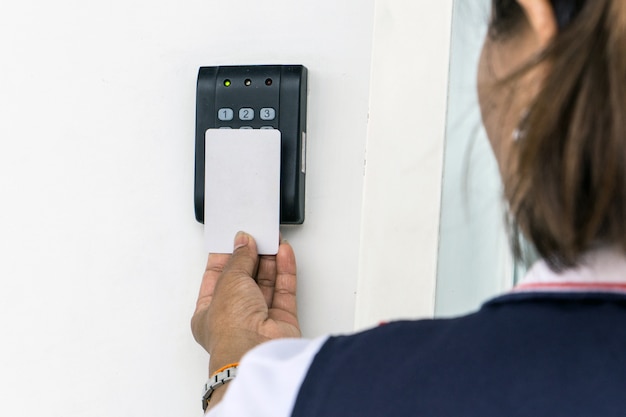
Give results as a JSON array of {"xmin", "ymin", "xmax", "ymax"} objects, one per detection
[{"xmin": 204, "ymin": 129, "xmax": 281, "ymax": 255}]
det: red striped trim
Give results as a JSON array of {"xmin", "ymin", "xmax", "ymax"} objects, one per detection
[{"xmin": 514, "ymin": 282, "xmax": 626, "ymax": 292}]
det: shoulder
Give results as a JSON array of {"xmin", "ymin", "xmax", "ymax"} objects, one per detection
[{"xmin": 291, "ymin": 298, "xmax": 626, "ymax": 417}]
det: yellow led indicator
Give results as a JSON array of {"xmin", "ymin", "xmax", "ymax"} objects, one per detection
[{"xmin": 224, "ymin": 79, "xmax": 231, "ymax": 87}]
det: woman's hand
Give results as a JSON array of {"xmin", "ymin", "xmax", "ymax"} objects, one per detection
[{"xmin": 191, "ymin": 231, "xmax": 301, "ymax": 376}]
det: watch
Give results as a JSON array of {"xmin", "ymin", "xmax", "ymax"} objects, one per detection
[{"xmin": 202, "ymin": 364, "xmax": 239, "ymax": 412}]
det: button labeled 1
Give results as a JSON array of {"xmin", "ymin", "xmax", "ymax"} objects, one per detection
[{"xmin": 218, "ymin": 108, "xmax": 234, "ymax": 121}]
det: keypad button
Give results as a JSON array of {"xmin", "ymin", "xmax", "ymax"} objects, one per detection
[
  {"xmin": 260, "ymin": 108, "xmax": 276, "ymax": 121},
  {"xmin": 218, "ymin": 108, "xmax": 234, "ymax": 121},
  {"xmin": 240, "ymin": 126, "xmax": 253, "ymax": 129},
  {"xmin": 239, "ymin": 108, "xmax": 254, "ymax": 121},
  {"xmin": 219, "ymin": 127, "xmax": 232, "ymax": 129},
  {"xmin": 261, "ymin": 126, "xmax": 274, "ymax": 130}
]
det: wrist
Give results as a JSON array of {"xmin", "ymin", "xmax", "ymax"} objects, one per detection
[{"xmin": 208, "ymin": 330, "xmax": 266, "ymax": 374}]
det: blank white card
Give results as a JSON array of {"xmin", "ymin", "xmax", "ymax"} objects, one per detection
[{"xmin": 204, "ymin": 129, "xmax": 281, "ymax": 255}]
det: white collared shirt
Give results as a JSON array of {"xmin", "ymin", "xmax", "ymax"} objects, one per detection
[
  {"xmin": 514, "ymin": 247, "xmax": 626, "ymax": 294},
  {"xmin": 206, "ymin": 336, "xmax": 328, "ymax": 417}
]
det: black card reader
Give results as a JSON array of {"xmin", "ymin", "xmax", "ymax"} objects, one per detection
[{"xmin": 194, "ymin": 65, "xmax": 308, "ymax": 225}]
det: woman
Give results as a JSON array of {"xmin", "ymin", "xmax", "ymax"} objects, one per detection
[{"xmin": 192, "ymin": 0, "xmax": 626, "ymax": 415}]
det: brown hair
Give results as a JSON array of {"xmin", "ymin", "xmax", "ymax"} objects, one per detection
[{"xmin": 491, "ymin": 0, "xmax": 626, "ymax": 269}]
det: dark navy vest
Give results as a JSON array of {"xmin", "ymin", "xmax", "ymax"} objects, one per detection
[{"xmin": 291, "ymin": 292, "xmax": 626, "ymax": 417}]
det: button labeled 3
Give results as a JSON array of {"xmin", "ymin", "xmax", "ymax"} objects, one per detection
[{"xmin": 260, "ymin": 108, "xmax": 276, "ymax": 121}]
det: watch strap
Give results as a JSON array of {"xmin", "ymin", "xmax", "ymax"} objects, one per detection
[{"xmin": 202, "ymin": 364, "xmax": 239, "ymax": 412}]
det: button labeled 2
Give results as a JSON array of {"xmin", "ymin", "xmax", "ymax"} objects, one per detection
[{"xmin": 239, "ymin": 108, "xmax": 254, "ymax": 121}]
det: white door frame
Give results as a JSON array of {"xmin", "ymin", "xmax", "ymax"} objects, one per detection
[{"xmin": 355, "ymin": 0, "xmax": 455, "ymax": 329}]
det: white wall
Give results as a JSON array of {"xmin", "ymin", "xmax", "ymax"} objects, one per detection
[
  {"xmin": 0, "ymin": 0, "xmax": 461, "ymax": 415},
  {"xmin": 0, "ymin": 1, "xmax": 374, "ymax": 415}
]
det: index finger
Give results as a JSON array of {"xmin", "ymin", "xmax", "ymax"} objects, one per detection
[
  {"xmin": 268, "ymin": 241, "xmax": 298, "ymax": 324},
  {"xmin": 195, "ymin": 252, "xmax": 230, "ymax": 311}
]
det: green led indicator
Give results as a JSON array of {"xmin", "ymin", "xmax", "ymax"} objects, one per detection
[{"xmin": 224, "ymin": 79, "xmax": 231, "ymax": 87}]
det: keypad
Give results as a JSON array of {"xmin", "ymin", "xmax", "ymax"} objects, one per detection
[{"xmin": 217, "ymin": 107, "xmax": 277, "ymax": 129}]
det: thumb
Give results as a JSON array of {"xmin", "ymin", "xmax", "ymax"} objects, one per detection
[{"xmin": 220, "ymin": 231, "xmax": 259, "ymax": 282}]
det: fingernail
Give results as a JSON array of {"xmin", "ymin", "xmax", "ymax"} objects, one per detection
[{"xmin": 234, "ymin": 231, "xmax": 249, "ymax": 250}]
